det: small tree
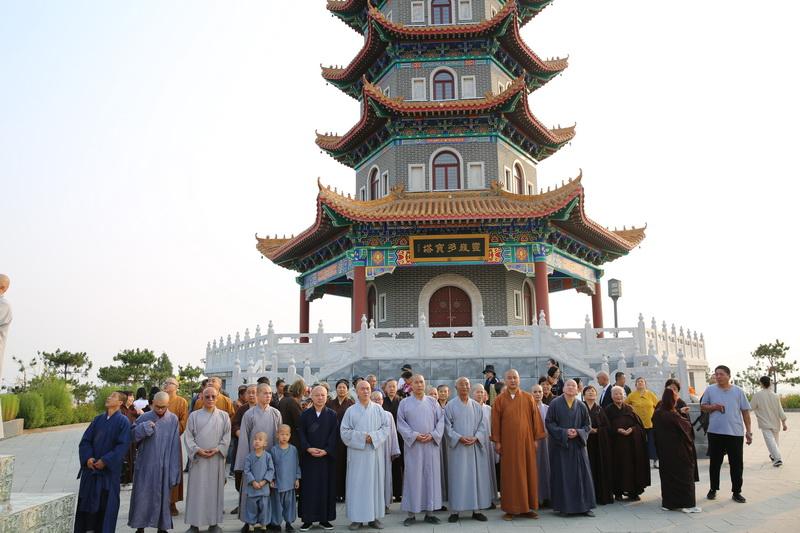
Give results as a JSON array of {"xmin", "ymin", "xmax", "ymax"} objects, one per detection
[
  {"xmin": 40, "ymin": 349, "xmax": 93, "ymax": 383},
  {"xmin": 735, "ymin": 364, "xmax": 762, "ymax": 396},
  {"xmin": 751, "ymin": 340, "xmax": 799, "ymax": 392},
  {"xmin": 178, "ymin": 364, "xmax": 204, "ymax": 400},
  {"xmin": 149, "ymin": 352, "xmax": 174, "ymax": 386},
  {"xmin": 10, "ymin": 355, "xmax": 39, "ymax": 391},
  {"xmin": 97, "ymin": 348, "xmax": 157, "ymax": 386}
]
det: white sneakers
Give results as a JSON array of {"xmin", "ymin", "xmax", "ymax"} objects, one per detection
[{"xmin": 682, "ymin": 507, "xmax": 702, "ymax": 513}]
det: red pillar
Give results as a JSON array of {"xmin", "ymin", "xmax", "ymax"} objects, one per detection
[
  {"xmin": 352, "ymin": 265, "xmax": 367, "ymax": 332},
  {"xmin": 591, "ymin": 282, "xmax": 604, "ymax": 338},
  {"xmin": 299, "ymin": 289, "xmax": 310, "ymax": 344},
  {"xmin": 533, "ymin": 260, "xmax": 550, "ymax": 325}
]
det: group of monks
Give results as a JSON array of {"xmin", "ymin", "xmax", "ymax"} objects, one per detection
[{"xmin": 72, "ymin": 364, "xmax": 700, "ymax": 532}]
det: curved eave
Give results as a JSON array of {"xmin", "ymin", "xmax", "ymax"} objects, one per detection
[
  {"xmin": 316, "ymin": 77, "xmax": 573, "ymax": 160},
  {"xmin": 518, "ymin": 0, "xmax": 556, "ymax": 27},
  {"xmin": 552, "ymin": 202, "xmax": 646, "ymax": 256},
  {"xmin": 321, "ymin": 20, "xmax": 388, "ymax": 85},
  {"xmin": 327, "ymin": 0, "xmax": 369, "ymax": 34},
  {"xmin": 499, "ymin": 17, "xmax": 568, "ymax": 79}
]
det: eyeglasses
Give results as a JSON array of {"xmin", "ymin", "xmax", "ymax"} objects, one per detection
[{"xmin": 153, "ymin": 405, "xmax": 169, "ymax": 410}]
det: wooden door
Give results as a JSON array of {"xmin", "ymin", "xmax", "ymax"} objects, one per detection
[{"xmin": 428, "ymin": 286, "xmax": 472, "ymax": 337}]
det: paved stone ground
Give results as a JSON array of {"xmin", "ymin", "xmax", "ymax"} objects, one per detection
[{"xmin": 2, "ymin": 414, "xmax": 799, "ymax": 532}]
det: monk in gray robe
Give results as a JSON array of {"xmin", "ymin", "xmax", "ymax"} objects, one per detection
[
  {"xmin": 545, "ymin": 379, "xmax": 596, "ymax": 517},
  {"xmin": 235, "ymin": 383, "xmax": 282, "ymax": 530},
  {"xmin": 128, "ymin": 391, "xmax": 182, "ymax": 533},
  {"xmin": 340, "ymin": 380, "xmax": 391, "ymax": 530},
  {"xmin": 371, "ymin": 391, "xmax": 400, "ymax": 511},
  {"xmin": 184, "ymin": 387, "xmax": 231, "ymax": 533},
  {"xmin": 397, "ymin": 375, "xmax": 444, "ymax": 526},
  {"xmin": 444, "ymin": 377, "xmax": 490, "ymax": 522}
]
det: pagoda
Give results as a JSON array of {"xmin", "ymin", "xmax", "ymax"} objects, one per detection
[{"xmin": 256, "ymin": 0, "xmax": 645, "ymax": 342}]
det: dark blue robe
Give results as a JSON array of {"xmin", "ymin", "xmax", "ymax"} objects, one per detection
[
  {"xmin": 297, "ymin": 407, "xmax": 338, "ymax": 523},
  {"xmin": 74, "ymin": 410, "xmax": 132, "ymax": 533},
  {"xmin": 545, "ymin": 396, "xmax": 596, "ymax": 514}
]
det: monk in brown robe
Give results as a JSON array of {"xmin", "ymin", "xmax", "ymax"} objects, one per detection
[
  {"xmin": 164, "ymin": 377, "xmax": 189, "ymax": 516},
  {"xmin": 605, "ymin": 385, "xmax": 650, "ymax": 501},
  {"xmin": 491, "ymin": 369, "xmax": 546, "ymax": 521}
]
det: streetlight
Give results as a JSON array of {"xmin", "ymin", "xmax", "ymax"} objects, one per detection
[{"xmin": 607, "ymin": 278, "xmax": 622, "ymax": 338}]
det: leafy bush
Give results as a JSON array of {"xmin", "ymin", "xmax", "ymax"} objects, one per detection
[
  {"xmin": 72, "ymin": 403, "xmax": 99, "ymax": 423},
  {"xmin": 0, "ymin": 394, "xmax": 20, "ymax": 420},
  {"xmin": 782, "ymin": 394, "xmax": 800, "ymax": 409},
  {"xmin": 18, "ymin": 392, "xmax": 45, "ymax": 429},
  {"xmin": 35, "ymin": 378, "xmax": 73, "ymax": 411},
  {"xmin": 43, "ymin": 405, "xmax": 73, "ymax": 427}
]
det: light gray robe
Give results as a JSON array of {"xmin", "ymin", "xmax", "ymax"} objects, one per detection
[
  {"xmin": 381, "ymin": 410, "xmax": 401, "ymax": 507},
  {"xmin": 444, "ymin": 398, "xmax": 492, "ymax": 512},
  {"xmin": 184, "ymin": 407, "xmax": 231, "ymax": 527},
  {"xmin": 235, "ymin": 403, "xmax": 282, "ymax": 522},
  {"xmin": 481, "ymin": 403, "xmax": 498, "ymax": 501},
  {"xmin": 340, "ymin": 401, "xmax": 391, "ymax": 523},
  {"xmin": 128, "ymin": 410, "xmax": 182, "ymax": 530},
  {"xmin": 397, "ymin": 395, "xmax": 444, "ymax": 513}
]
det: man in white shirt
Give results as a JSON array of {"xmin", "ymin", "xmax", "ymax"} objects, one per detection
[
  {"xmin": 750, "ymin": 376, "xmax": 788, "ymax": 467},
  {"xmin": 0, "ymin": 274, "xmax": 12, "ymax": 440}
]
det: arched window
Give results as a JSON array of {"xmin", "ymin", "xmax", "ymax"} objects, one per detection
[
  {"xmin": 432, "ymin": 70, "xmax": 455, "ymax": 100},
  {"xmin": 432, "ymin": 150, "xmax": 460, "ymax": 190},
  {"xmin": 369, "ymin": 167, "xmax": 380, "ymax": 199},
  {"xmin": 431, "ymin": 0, "xmax": 453, "ymax": 25},
  {"xmin": 513, "ymin": 163, "xmax": 524, "ymax": 194}
]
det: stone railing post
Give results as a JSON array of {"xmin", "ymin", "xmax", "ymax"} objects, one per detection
[
  {"xmin": 315, "ymin": 320, "xmax": 325, "ymax": 361},
  {"xmin": 583, "ymin": 314, "xmax": 592, "ymax": 355},
  {"xmin": 477, "ymin": 312, "xmax": 487, "ymax": 357},
  {"xmin": 287, "ymin": 358, "xmax": 297, "ymax": 384},
  {"xmin": 417, "ymin": 313, "xmax": 428, "ymax": 357},
  {"xmin": 636, "ymin": 313, "xmax": 646, "ymax": 354},
  {"xmin": 616, "ymin": 349, "xmax": 627, "ymax": 378},
  {"xmin": 359, "ymin": 314, "xmax": 369, "ymax": 360},
  {"xmin": 232, "ymin": 358, "xmax": 242, "ymax": 396},
  {"xmin": 677, "ymin": 350, "xmax": 690, "ymax": 402},
  {"xmin": 303, "ymin": 358, "xmax": 312, "ymax": 383},
  {"xmin": 600, "ymin": 354, "xmax": 610, "ymax": 375},
  {"xmin": 267, "ymin": 320, "xmax": 276, "ymax": 351}
]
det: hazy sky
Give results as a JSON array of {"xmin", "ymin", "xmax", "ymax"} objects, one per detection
[{"xmin": 2, "ymin": 1, "xmax": 799, "ymax": 388}]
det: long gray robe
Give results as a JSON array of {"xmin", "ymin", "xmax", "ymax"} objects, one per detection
[
  {"xmin": 128, "ymin": 410, "xmax": 182, "ymax": 530},
  {"xmin": 381, "ymin": 410, "xmax": 401, "ymax": 507},
  {"xmin": 340, "ymin": 401, "xmax": 391, "ymax": 523},
  {"xmin": 184, "ymin": 407, "xmax": 231, "ymax": 527},
  {"xmin": 481, "ymin": 403, "xmax": 498, "ymax": 501},
  {"xmin": 444, "ymin": 398, "xmax": 492, "ymax": 512},
  {"xmin": 235, "ymin": 403, "xmax": 282, "ymax": 523},
  {"xmin": 536, "ymin": 402, "xmax": 551, "ymax": 503},
  {"xmin": 545, "ymin": 396, "xmax": 596, "ymax": 514},
  {"xmin": 397, "ymin": 395, "xmax": 444, "ymax": 513}
]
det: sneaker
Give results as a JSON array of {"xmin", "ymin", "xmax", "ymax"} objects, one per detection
[
  {"xmin": 682, "ymin": 506, "xmax": 702, "ymax": 513},
  {"xmin": 583, "ymin": 511, "xmax": 595, "ymax": 517},
  {"xmin": 732, "ymin": 493, "xmax": 746, "ymax": 503},
  {"xmin": 320, "ymin": 522, "xmax": 334, "ymax": 530},
  {"xmin": 773, "ymin": 460, "xmax": 783, "ymax": 467},
  {"xmin": 348, "ymin": 523, "xmax": 361, "ymax": 531},
  {"xmin": 661, "ymin": 507, "xmax": 671, "ymax": 511},
  {"xmin": 448, "ymin": 514, "xmax": 459, "ymax": 523},
  {"xmin": 423, "ymin": 515, "xmax": 440, "ymax": 524},
  {"xmin": 299, "ymin": 524, "xmax": 312, "ymax": 532},
  {"xmin": 707, "ymin": 489, "xmax": 717, "ymax": 500},
  {"xmin": 403, "ymin": 517, "xmax": 416, "ymax": 527},
  {"xmin": 368, "ymin": 520, "xmax": 384, "ymax": 529}
]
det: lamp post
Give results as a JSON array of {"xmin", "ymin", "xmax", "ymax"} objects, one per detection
[{"xmin": 607, "ymin": 278, "xmax": 622, "ymax": 338}]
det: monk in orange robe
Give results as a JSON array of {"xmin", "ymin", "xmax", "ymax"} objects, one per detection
[
  {"xmin": 491, "ymin": 368, "xmax": 546, "ymax": 521},
  {"xmin": 164, "ymin": 377, "xmax": 189, "ymax": 516},
  {"xmin": 192, "ymin": 376, "xmax": 237, "ymax": 418}
]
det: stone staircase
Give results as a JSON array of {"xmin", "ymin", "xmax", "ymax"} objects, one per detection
[{"xmin": 0, "ymin": 455, "xmax": 75, "ymax": 532}]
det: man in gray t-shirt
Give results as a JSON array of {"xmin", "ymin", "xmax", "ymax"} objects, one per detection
[{"xmin": 700, "ymin": 365, "xmax": 753, "ymax": 503}]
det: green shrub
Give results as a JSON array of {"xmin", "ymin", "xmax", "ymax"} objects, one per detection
[
  {"xmin": 0, "ymin": 394, "xmax": 20, "ymax": 420},
  {"xmin": 18, "ymin": 392, "xmax": 45, "ymax": 429},
  {"xmin": 43, "ymin": 405, "xmax": 73, "ymax": 427},
  {"xmin": 72, "ymin": 403, "xmax": 99, "ymax": 423},
  {"xmin": 782, "ymin": 394, "xmax": 800, "ymax": 409},
  {"xmin": 35, "ymin": 378, "xmax": 73, "ymax": 411}
]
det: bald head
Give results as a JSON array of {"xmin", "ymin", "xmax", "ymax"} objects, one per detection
[
  {"xmin": 0, "ymin": 274, "xmax": 9, "ymax": 295},
  {"xmin": 505, "ymin": 369, "xmax": 520, "ymax": 392}
]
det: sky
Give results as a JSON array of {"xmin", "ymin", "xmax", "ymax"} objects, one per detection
[{"xmin": 2, "ymin": 1, "xmax": 799, "ymax": 389}]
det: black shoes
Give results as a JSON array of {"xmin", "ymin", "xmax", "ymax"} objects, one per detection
[
  {"xmin": 707, "ymin": 489, "xmax": 717, "ymax": 500},
  {"xmin": 402, "ymin": 517, "xmax": 416, "ymax": 527},
  {"xmin": 286, "ymin": 523, "xmax": 295, "ymax": 532},
  {"xmin": 732, "ymin": 493, "xmax": 747, "ymax": 503},
  {"xmin": 423, "ymin": 515, "xmax": 440, "ymax": 524},
  {"xmin": 628, "ymin": 495, "xmax": 641, "ymax": 502},
  {"xmin": 472, "ymin": 512, "xmax": 488, "ymax": 522},
  {"xmin": 448, "ymin": 514, "xmax": 459, "ymax": 523},
  {"xmin": 320, "ymin": 522, "xmax": 334, "ymax": 530},
  {"xmin": 240, "ymin": 526, "xmax": 250, "ymax": 533},
  {"xmin": 299, "ymin": 524, "xmax": 312, "ymax": 532}
]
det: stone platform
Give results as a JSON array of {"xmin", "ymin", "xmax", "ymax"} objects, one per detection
[{"xmin": 0, "ymin": 455, "xmax": 75, "ymax": 533}]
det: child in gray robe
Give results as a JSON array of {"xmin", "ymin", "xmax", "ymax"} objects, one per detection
[
  {"xmin": 244, "ymin": 431, "xmax": 276, "ymax": 531},
  {"xmin": 270, "ymin": 424, "xmax": 302, "ymax": 531}
]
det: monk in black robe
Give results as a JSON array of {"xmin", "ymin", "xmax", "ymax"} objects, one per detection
[
  {"xmin": 605, "ymin": 386, "xmax": 650, "ymax": 501},
  {"xmin": 653, "ymin": 389, "xmax": 700, "ymax": 511},
  {"xmin": 326, "ymin": 379, "xmax": 354, "ymax": 502},
  {"xmin": 545, "ymin": 380, "xmax": 596, "ymax": 516},
  {"xmin": 298, "ymin": 386, "xmax": 339, "ymax": 528},
  {"xmin": 583, "ymin": 386, "xmax": 614, "ymax": 505}
]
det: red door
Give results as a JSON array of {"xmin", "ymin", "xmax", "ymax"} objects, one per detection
[
  {"xmin": 428, "ymin": 286, "xmax": 472, "ymax": 337},
  {"xmin": 524, "ymin": 282, "xmax": 534, "ymax": 325}
]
